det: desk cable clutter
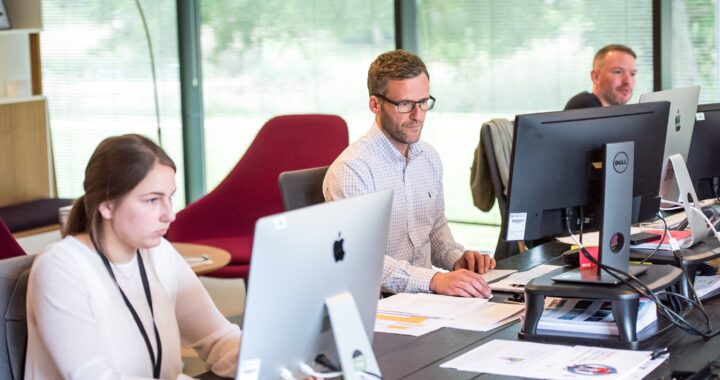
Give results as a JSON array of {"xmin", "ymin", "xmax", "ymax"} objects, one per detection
[{"xmin": 569, "ymin": 225, "xmax": 719, "ymax": 340}]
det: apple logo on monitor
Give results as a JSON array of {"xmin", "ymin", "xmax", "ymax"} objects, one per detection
[{"xmin": 333, "ymin": 232, "xmax": 345, "ymax": 262}]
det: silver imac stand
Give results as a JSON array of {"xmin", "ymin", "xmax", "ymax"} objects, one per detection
[
  {"xmin": 663, "ymin": 153, "xmax": 708, "ymax": 247},
  {"xmin": 325, "ymin": 292, "xmax": 382, "ymax": 379}
]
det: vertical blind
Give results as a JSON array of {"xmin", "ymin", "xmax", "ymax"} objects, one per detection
[
  {"xmin": 40, "ymin": 0, "xmax": 715, "ymax": 223},
  {"xmin": 669, "ymin": 0, "xmax": 719, "ymax": 104},
  {"xmin": 42, "ymin": 1, "xmax": 185, "ymax": 206},
  {"xmin": 415, "ymin": 0, "xmax": 654, "ymax": 225},
  {"xmin": 200, "ymin": 0, "xmax": 395, "ymax": 189}
]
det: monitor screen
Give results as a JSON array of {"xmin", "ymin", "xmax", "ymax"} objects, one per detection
[
  {"xmin": 237, "ymin": 190, "xmax": 392, "ymax": 379},
  {"xmin": 687, "ymin": 103, "xmax": 720, "ymax": 201},
  {"xmin": 504, "ymin": 102, "xmax": 669, "ymax": 242},
  {"xmin": 639, "ymin": 85, "xmax": 700, "ymax": 202}
]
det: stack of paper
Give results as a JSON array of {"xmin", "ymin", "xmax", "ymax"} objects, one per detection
[
  {"xmin": 694, "ymin": 275, "xmax": 720, "ymax": 300},
  {"xmin": 488, "ymin": 264, "xmax": 562, "ymax": 293},
  {"xmin": 441, "ymin": 339, "xmax": 666, "ymax": 380},
  {"xmin": 375, "ymin": 293, "xmax": 524, "ymax": 336},
  {"xmin": 630, "ymin": 229, "xmax": 692, "ymax": 250},
  {"xmin": 537, "ymin": 298, "xmax": 657, "ymax": 336}
]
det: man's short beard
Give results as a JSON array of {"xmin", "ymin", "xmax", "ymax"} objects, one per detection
[{"xmin": 379, "ymin": 108, "xmax": 421, "ymax": 145}]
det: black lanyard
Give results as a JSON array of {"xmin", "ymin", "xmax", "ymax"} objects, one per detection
[{"xmin": 92, "ymin": 240, "xmax": 163, "ymax": 379}]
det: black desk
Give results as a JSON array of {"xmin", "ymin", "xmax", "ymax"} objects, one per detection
[
  {"xmin": 374, "ymin": 241, "xmax": 720, "ymax": 380},
  {"xmin": 200, "ymin": 240, "xmax": 718, "ymax": 380},
  {"xmin": 630, "ymin": 240, "xmax": 720, "ymax": 284}
]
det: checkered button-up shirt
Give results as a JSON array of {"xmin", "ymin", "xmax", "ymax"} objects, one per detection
[{"xmin": 323, "ymin": 123, "xmax": 465, "ymax": 294}]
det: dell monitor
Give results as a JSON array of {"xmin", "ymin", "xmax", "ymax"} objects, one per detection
[
  {"xmin": 504, "ymin": 102, "xmax": 669, "ymax": 283},
  {"xmin": 687, "ymin": 103, "xmax": 720, "ymax": 201},
  {"xmin": 505, "ymin": 102, "xmax": 670, "ymax": 242},
  {"xmin": 237, "ymin": 190, "xmax": 392, "ymax": 380}
]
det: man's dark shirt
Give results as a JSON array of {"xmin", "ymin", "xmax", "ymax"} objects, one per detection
[{"xmin": 564, "ymin": 91, "xmax": 602, "ymax": 110}]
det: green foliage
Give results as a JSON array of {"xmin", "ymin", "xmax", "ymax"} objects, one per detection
[
  {"xmin": 201, "ymin": 0, "xmax": 393, "ymax": 71},
  {"xmin": 684, "ymin": 0, "xmax": 717, "ymax": 95}
]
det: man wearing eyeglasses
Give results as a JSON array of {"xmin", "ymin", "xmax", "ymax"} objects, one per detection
[{"xmin": 323, "ymin": 50, "xmax": 495, "ymax": 298}]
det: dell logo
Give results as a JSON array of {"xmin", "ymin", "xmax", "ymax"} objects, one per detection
[
  {"xmin": 333, "ymin": 232, "xmax": 346, "ymax": 262},
  {"xmin": 675, "ymin": 110, "xmax": 681, "ymax": 131},
  {"xmin": 613, "ymin": 152, "xmax": 629, "ymax": 173}
]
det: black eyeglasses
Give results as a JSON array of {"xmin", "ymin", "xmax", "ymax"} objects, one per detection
[{"xmin": 372, "ymin": 93, "xmax": 436, "ymax": 113}]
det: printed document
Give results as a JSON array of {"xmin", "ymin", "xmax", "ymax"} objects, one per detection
[
  {"xmin": 489, "ymin": 265, "xmax": 562, "ymax": 293},
  {"xmin": 375, "ymin": 294, "xmax": 522, "ymax": 336},
  {"xmin": 537, "ymin": 297, "xmax": 657, "ymax": 336},
  {"xmin": 694, "ymin": 275, "xmax": 720, "ymax": 300},
  {"xmin": 441, "ymin": 339, "xmax": 657, "ymax": 379}
]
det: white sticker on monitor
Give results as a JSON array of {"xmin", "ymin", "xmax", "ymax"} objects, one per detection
[
  {"xmin": 696, "ymin": 112, "xmax": 705, "ymax": 121},
  {"xmin": 507, "ymin": 212, "xmax": 527, "ymax": 240},
  {"xmin": 238, "ymin": 358, "xmax": 261, "ymax": 380}
]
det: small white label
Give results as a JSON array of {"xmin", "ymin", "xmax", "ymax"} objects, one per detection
[
  {"xmin": 696, "ymin": 112, "xmax": 705, "ymax": 121},
  {"xmin": 238, "ymin": 358, "xmax": 261, "ymax": 380},
  {"xmin": 507, "ymin": 212, "xmax": 527, "ymax": 241}
]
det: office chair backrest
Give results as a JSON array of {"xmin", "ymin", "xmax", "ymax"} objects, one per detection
[
  {"xmin": 0, "ymin": 254, "xmax": 35, "ymax": 380},
  {"xmin": 0, "ymin": 219, "xmax": 25, "ymax": 260},
  {"xmin": 167, "ymin": 114, "xmax": 349, "ymax": 241},
  {"xmin": 278, "ymin": 166, "xmax": 329, "ymax": 211}
]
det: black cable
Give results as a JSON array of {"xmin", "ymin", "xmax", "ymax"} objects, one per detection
[
  {"xmin": 315, "ymin": 354, "xmax": 340, "ymax": 372},
  {"xmin": 361, "ymin": 370, "xmax": 383, "ymax": 379},
  {"xmin": 639, "ymin": 212, "xmax": 668, "ymax": 264},
  {"xmin": 579, "ymin": 206, "xmax": 584, "ymax": 243},
  {"xmin": 576, "ymin": 242, "xmax": 704, "ymax": 336},
  {"xmin": 566, "ymin": 221, "xmax": 720, "ymax": 339},
  {"xmin": 584, "ymin": 242, "xmax": 715, "ymax": 337},
  {"xmin": 668, "ymin": 246, "xmax": 710, "ymax": 324},
  {"xmin": 314, "ymin": 354, "xmax": 383, "ymax": 379}
]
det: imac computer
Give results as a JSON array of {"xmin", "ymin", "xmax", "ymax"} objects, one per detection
[
  {"xmin": 504, "ymin": 102, "xmax": 669, "ymax": 284},
  {"xmin": 687, "ymin": 103, "xmax": 720, "ymax": 201},
  {"xmin": 639, "ymin": 86, "xmax": 700, "ymax": 199},
  {"xmin": 639, "ymin": 85, "xmax": 705, "ymax": 245},
  {"xmin": 237, "ymin": 190, "xmax": 392, "ymax": 380}
]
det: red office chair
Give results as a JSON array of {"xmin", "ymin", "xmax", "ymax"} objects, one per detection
[
  {"xmin": 0, "ymin": 219, "xmax": 26, "ymax": 260},
  {"xmin": 166, "ymin": 114, "xmax": 349, "ymax": 279}
]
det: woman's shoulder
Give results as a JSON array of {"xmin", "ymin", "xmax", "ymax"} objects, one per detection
[
  {"xmin": 31, "ymin": 236, "xmax": 97, "ymax": 280},
  {"xmin": 37, "ymin": 236, "xmax": 92, "ymax": 262}
]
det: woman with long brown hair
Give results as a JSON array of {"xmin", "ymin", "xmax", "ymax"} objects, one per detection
[{"xmin": 25, "ymin": 134, "xmax": 240, "ymax": 379}]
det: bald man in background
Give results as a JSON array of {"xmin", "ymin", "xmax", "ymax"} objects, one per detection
[{"xmin": 565, "ymin": 44, "xmax": 637, "ymax": 110}]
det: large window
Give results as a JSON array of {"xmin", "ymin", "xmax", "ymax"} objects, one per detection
[
  {"xmin": 200, "ymin": 0, "xmax": 395, "ymax": 189},
  {"xmin": 668, "ymin": 0, "xmax": 719, "ymax": 103},
  {"xmin": 42, "ymin": 1, "xmax": 184, "ymax": 205},
  {"xmin": 415, "ymin": 0, "xmax": 654, "ymax": 234},
  {"xmin": 40, "ymin": 1, "xmax": 716, "ymax": 253}
]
